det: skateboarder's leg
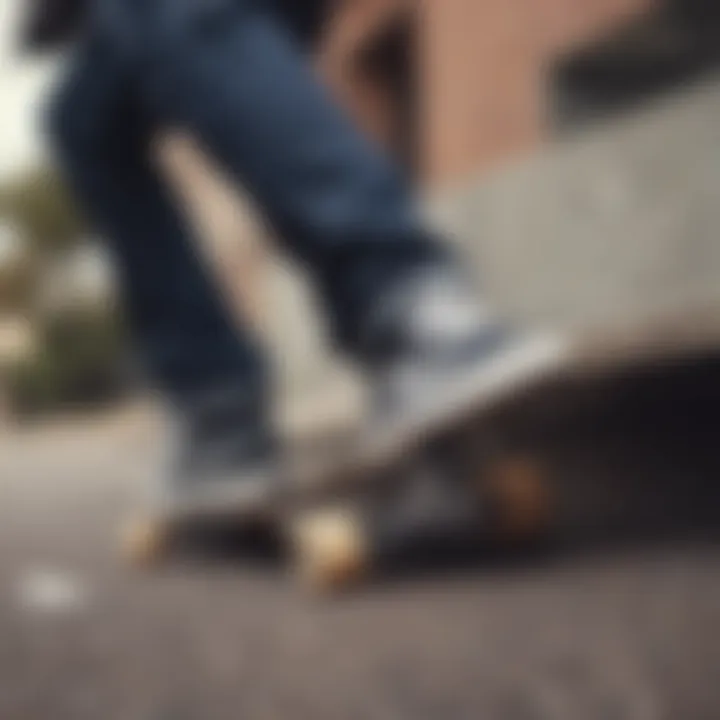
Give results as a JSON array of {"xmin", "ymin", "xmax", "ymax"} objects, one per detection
[
  {"xmin": 47, "ymin": 42, "xmax": 276, "ymax": 473},
  {"xmin": 51, "ymin": 0, "xmax": 563, "ymax": 453},
  {"xmin": 116, "ymin": 0, "xmax": 564, "ymax": 421},
  {"xmin": 113, "ymin": 0, "xmax": 445, "ymax": 355}
]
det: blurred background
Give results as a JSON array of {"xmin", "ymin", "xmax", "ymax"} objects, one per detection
[
  {"xmin": 1, "ymin": 0, "xmax": 720, "ymax": 422},
  {"xmin": 0, "ymin": 1, "xmax": 719, "ymax": 717}
]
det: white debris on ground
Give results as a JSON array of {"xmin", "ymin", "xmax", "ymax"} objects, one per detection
[{"xmin": 15, "ymin": 567, "xmax": 90, "ymax": 616}]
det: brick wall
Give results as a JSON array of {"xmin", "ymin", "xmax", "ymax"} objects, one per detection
[{"xmin": 322, "ymin": 0, "xmax": 658, "ymax": 185}]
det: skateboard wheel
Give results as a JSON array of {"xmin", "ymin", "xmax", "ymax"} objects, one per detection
[
  {"xmin": 484, "ymin": 457, "xmax": 552, "ymax": 541},
  {"xmin": 120, "ymin": 515, "xmax": 170, "ymax": 567},
  {"xmin": 291, "ymin": 506, "xmax": 369, "ymax": 593}
]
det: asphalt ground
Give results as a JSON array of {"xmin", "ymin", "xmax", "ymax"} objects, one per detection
[{"xmin": 0, "ymin": 393, "xmax": 718, "ymax": 720}]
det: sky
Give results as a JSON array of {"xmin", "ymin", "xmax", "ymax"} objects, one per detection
[{"xmin": 0, "ymin": 0, "xmax": 60, "ymax": 181}]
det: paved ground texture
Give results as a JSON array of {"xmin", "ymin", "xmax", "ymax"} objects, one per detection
[{"xmin": 0, "ymin": 386, "xmax": 719, "ymax": 720}]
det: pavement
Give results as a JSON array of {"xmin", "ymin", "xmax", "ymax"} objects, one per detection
[{"xmin": 0, "ymin": 402, "xmax": 719, "ymax": 720}]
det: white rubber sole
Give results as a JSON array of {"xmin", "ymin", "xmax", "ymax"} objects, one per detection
[{"xmin": 304, "ymin": 331, "xmax": 573, "ymax": 492}]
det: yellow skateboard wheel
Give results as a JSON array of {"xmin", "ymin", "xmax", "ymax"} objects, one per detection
[
  {"xmin": 484, "ymin": 457, "xmax": 553, "ymax": 541},
  {"xmin": 120, "ymin": 515, "xmax": 171, "ymax": 568},
  {"xmin": 291, "ymin": 506, "xmax": 369, "ymax": 593}
]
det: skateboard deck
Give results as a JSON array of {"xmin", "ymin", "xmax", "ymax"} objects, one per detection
[{"xmin": 121, "ymin": 310, "xmax": 720, "ymax": 592}]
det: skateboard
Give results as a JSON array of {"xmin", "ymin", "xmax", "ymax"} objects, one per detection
[
  {"xmin": 121, "ymin": 310, "xmax": 720, "ymax": 592},
  {"xmin": 286, "ymin": 311, "xmax": 720, "ymax": 590}
]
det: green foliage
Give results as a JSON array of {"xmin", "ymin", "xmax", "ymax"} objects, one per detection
[
  {"xmin": 0, "ymin": 167, "xmax": 85, "ymax": 254},
  {"xmin": 0, "ymin": 168, "xmax": 129, "ymax": 416},
  {"xmin": 0, "ymin": 256, "xmax": 37, "ymax": 312},
  {"xmin": 6, "ymin": 305, "xmax": 128, "ymax": 417}
]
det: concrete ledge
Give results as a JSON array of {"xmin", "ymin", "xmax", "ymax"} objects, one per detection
[{"xmin": 429, "ymin": 74, "xmax": 720, "ymax": 330}]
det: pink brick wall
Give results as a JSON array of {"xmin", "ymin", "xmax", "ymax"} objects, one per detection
[
  {"xmin": 530, "ymin": 0, "xmax": 656, "ymax": 54},
  {"xmin": 419, "ymin": 0, "xmax": 658, "ymax": 184},
  {"xmin": 320, "ymin": 0, "xmax": 659, "ymax": 185}
]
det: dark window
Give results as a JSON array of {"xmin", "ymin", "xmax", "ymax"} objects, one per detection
[{"xmin": 551, "ymin": 1, "xmax": 720, "ymax": 133}]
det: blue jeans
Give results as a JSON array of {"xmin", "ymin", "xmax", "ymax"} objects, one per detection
[{"xmin": 48, "ymin": 0, "xmax": 444, "ymax": 412}]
